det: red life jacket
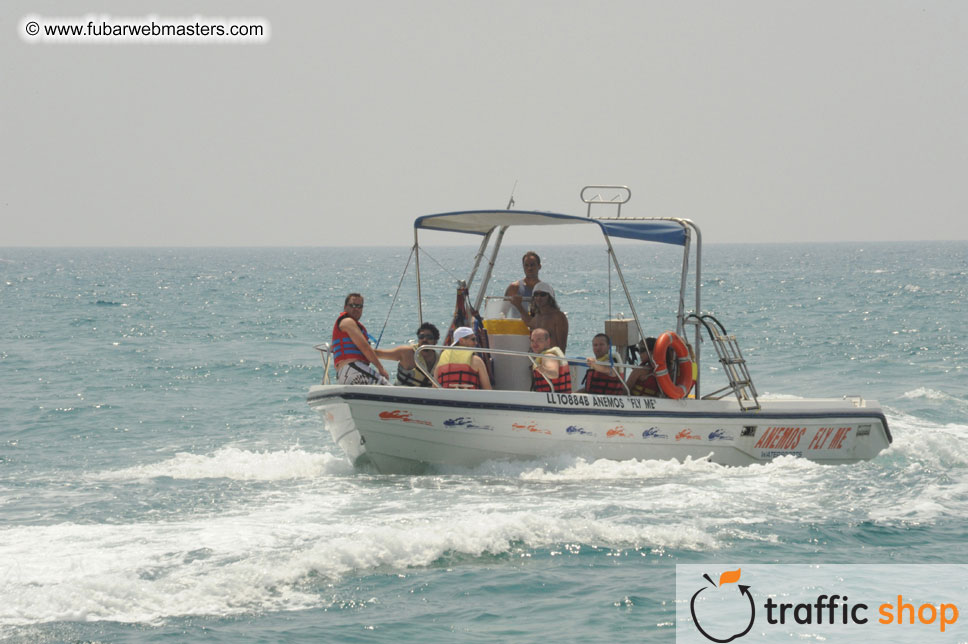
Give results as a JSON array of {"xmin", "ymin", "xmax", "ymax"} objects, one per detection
[
  {"xmin": 436, "ymin": 349, "xmax": 481, "ymax": 390},
  {"xmin": 532, "ymin": 352, "xmax": 572, "ymax": 393},
  {"xmin": 586, "ymin": 369, "xmax": 626, "ymax": 395},
  {"xmin": 332, "ymin": 312, "xmax": 370, "ymax": 368}
]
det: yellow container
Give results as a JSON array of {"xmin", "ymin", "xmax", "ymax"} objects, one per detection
[{"xmin": 483, "ymin": 318, "xmax": 530, "ymax": 336}]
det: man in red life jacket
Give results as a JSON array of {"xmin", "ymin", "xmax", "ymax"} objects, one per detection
[
  {"xmin": 530, "ymin": 328, "xmax": 571, "ymax": 393},
  {"xmin": 331, "ymin": 293, "xmax": 389, "ymax": 385},
  {"xmin": 433, "ymin": 326, "xmax": 492, "ymax": 390},
  {"xmin": 582, "ymin": 333, "xmax": 626, "ymax": 395}
]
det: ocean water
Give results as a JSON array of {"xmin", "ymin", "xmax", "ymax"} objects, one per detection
[{"xmin": 1, "ymin": 242, "xmax": 966, "ymax": 643}]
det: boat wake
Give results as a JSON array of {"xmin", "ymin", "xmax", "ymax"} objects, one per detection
[
  {"xmin": 94, "ymin": 446, "xmax": 355, "ymax": 481},
  {"xmin": 0, "ymin": 504, "xmax": 720, "ymax": 631},
  {"xmin": 901, "ymin": 386, "xmax": 968, "ymax": 411}
]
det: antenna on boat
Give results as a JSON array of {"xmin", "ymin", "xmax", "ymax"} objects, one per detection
[{"xmin": 506, "ymin": 180, "xmax": 517, "ymax": 210}]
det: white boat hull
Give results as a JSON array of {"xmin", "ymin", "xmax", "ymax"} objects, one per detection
[{"xmin": 307, "ymin": 385, "xmax": 892, "ymax": 474}]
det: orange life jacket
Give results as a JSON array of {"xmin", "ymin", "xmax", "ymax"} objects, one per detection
[
  {"xmin": 436, "ymin": 349, "xmax": 482, "ymax": 390},
  {"xmin": 532, "ymin": 351, "xmax": 572, "ymax": 393}
]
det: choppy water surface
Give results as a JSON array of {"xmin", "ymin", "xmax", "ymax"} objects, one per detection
[{"xmin": 1, "ymin": 242, "xmax": 965, "ymax": 642}]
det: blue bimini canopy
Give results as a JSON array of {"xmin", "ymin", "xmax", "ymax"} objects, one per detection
[{"xmin": 414, "ymin": 210, "xmax": 688, "ymax": 246}]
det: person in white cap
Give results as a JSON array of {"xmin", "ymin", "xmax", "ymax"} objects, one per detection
[
  {"xmin": 520, "ymin": 282, "xmax": 569, "ymax": 353},
  {"xmin": 433, "ymin": 327, "xmax": 492, "ymax": 390}
]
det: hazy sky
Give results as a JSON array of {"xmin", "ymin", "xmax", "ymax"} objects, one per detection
[{"xmin": 4, "ymin": 1, "xmax": 967, "ymax": 246}]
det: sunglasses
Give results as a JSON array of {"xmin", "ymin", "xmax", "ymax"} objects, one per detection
[
  {"xmin": 346, "ymin": 303, "xmax": 364, "ymax": 309},
  {"xmin": 534, "ymin": 292, "xmax": 550, "ymax": 298},
  {"xmin": 417, "ymin": 333, "xmax": 435, "ymax": 341}
]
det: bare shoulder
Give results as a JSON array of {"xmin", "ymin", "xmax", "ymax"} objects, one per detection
[{"xmin": 338, "ymin": 316, "xmax": 359, "ymax": 332}]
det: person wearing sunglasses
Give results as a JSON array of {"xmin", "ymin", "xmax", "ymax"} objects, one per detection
[
  {"xmin": 625, "ymin": 336, "xmax": 661, "ymax": 397},
  {"xmin": 519, "ymin": 282, "xmax": 569, "ymax": 353},
  {"xmin": 375, "ymin": 322, "xmax": 441, "ymax": 387},
  {"xmin": 331, "ymin": 293, "xmax": 390, "ymax": 385}
]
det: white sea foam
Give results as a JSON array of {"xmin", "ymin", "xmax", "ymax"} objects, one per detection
[
  {"xmin": 900, "ymin": 387, "xmax": 968, "ymax": 412},
  {"xmin": 5, "ymin": 412, "xmax": 965, "ymax": 629},
  {"xmin": 862, "ymin": 410, "xmax": 968, "ymax": 522},
  {"xmin": 0, "ymin": 503, "xmax": 718, "ymax": 628},
  {"xmin": 883, "ymin": 410, "xmax": 968, "ymax": 466},
  {"xmin": 94, "ymin": 446, "xmax": 354, "ymax": 481},
  {"xmin": 515, "ymin": 455, "xmax": 720, "ymax": 482},
  {"xmin": 756, "ymin": 392, "xmax": 807, "ymax": 401}
]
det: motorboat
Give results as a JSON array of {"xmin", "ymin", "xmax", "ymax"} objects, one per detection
[{"xmin": 308, "ymin": 186, "xmax": 891, "ymax": 474}]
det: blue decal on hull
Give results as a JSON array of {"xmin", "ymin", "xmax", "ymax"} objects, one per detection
[{"xmin": 444, "ymin": 416, "xmax": 494, "ymax": 431}]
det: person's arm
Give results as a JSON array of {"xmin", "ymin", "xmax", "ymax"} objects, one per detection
[
  {"xmin": 504, "ymin": 283, "xmax": 518, "ymax": 315},
  {"xmin": 504, "ymin": 282, "xmax": 517, "ymax": 298},
  {"xmin": 473, "ymin": 356, "xmax": 492, "ymax": 390},
  {"xmin": 537, "ymin": 352, "xmax": 562, "ymax": 380},
  {"xmin": 374, "ymin": 345, "xmax": 408, "ymax": 362},
  {"xmin": 556, "ymin": 313, "xmax": 569, "ymax": 353},
  {"xmin": 340, "ymin": 317, "xmax": 388, "ymax": 379},
  {"xmin": 625, "ymin": 369, "xmax": 642, "ymax": 390}
]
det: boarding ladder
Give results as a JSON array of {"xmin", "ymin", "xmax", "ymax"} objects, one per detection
[{"xmin": 689, "ymin": 314, "xmax": 760, "ymax": 411}]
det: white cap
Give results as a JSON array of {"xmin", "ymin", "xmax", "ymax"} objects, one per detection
[
  {"xmin": 533, "ymin": 282, "xmax": 554, "ymax": 298},
  {"xmin": 451, "ymin": 326, "xmax": 475, "ymax": 345}
]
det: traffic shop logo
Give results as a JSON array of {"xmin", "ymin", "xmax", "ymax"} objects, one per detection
[
  {"xmin": 683, "ymin": 566, "xmax": 961, "ymax": 641},
  {"xmin": 689, "ymin": 569, "xmax": 755, "ymax": 643}
]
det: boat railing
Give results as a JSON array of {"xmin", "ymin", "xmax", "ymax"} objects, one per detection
[
  {"xmin": 313, "ymin": 343, "xmax": 334, "ymax": 385},
  {"xmin": 581, "ymin": 185, "xmax": 631, "ymax": 218},
  {"xmin": 843, "ymin": 395, "xmax": 863, "ymax": 408},
  {"xmin": 419, "ymin": 344, "xmax": 632, "ymax": 395},
  {"xmin": 687, "ymin": 314, "xmax": 760, "ymax": 411},
  {"xmin": 315, "ymin": 341, "xmax": 667, "ymax": 398},
  {"xmin": 480, "ymin": 295, "xmax": 526, "ymax": 319},
  {"xmin": 406, "ymin": 343, "xmax": 443, "ymax": 389}
]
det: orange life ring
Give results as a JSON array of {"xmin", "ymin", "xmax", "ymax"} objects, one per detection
[{"xmin": 654, "ymin": 331, "xmax": 694, "ymax": 399}]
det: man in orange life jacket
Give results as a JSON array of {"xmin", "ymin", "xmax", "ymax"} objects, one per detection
[
  {"xmin": 331, "ymin": 293, "xmax": 389, "ymax": 385},
  {"xmin": 530, "ymin": 327, "xmax": 571, "ymax": 393},
  {"xmin": 433, "ymin": 326, "xmax": 492, "ymax": 390},
  {"xmin": 581, "ymin": 333, "xmax": 626, "ymax": 395}
]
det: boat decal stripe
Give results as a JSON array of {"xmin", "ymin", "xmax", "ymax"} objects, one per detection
[{"xmin": 307, "ymin": 390, "xmax": 892, "ymax": 440}]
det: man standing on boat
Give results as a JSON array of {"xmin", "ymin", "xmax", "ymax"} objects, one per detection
[
  {"xmin": 530, "ymin": 328, "xmax": 571, "ymax": 393},
  {"xmin": 331, "ymin": 293, "xmax": 390, "ymax": 385},
  {"xmin": 504, "ymin": 251, "xmax": 542, "ymax": 319}
]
